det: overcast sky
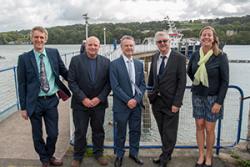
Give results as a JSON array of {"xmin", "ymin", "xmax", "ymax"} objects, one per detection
[{"xmin": 0, "ymin": 0, "xmax": 250, "ymax": 32}]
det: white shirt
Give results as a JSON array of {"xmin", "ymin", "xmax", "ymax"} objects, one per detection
[
  {"xmin": 157, "ymin": 50, "xmax": 171, "ymax": 75},
  {"xmin": 122, "ymin": 55, "xmax": 135, "ymax": 95}
]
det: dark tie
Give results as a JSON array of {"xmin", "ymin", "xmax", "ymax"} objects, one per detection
[
  {"xmin": 158, "ymin": 56, "xmax": 166, "ymax": 75},
  {"xmin": 39, "ymin": 54, "xmax": 50, "ymax": 93}
]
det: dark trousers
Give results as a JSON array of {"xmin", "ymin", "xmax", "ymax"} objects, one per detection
[
  {"xmin": 30, "ymin": 95, "xmax": 59, "ymax": 163},
  {"xmin": 114, "ymin": 107, "xmax": 142, "ymax": 158},
  {"xmin": 72, "ymin": 108, "xmax": 105, "ymax": 160},
  {"xmin": 152, "ymin": 103, "xmax": 179, "ymax": 162}
]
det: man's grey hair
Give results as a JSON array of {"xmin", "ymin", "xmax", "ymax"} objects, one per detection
[
  {"xmin": 154, "ymin": 31, "xmax": 169, "ymax": 42},
  {"xmin": 120, "ymin": 35, "xmax": 135, "ymax": 45}
]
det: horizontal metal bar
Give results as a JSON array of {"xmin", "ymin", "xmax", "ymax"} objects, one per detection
[
  {"xmin": 0, "ymin": 103, "xmax": 17, "ymax": 116},
  {"xmin": 0, "ymin": 66, "xmax": 16, "ymax": 72}
]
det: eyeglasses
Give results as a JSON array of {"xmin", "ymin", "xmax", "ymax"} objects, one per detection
[{"xmin": 157, "ymin": 40, "xmax": 169, "ymax": 44}]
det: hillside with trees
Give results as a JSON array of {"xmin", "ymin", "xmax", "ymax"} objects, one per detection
[{"xmin": 0, "ymin": 15, "xmax": 250, "ymax": 45}]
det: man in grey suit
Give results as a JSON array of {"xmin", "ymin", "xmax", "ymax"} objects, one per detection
[
  {"xmin": 110, "ymin": 35, "xmax": 146, "ymax": 167},
  {"xmin": 68, "ymin": 36, "xmax": 111, "ymax": 167},
  {"xmin": 148, "ymin": 31, "xmax": 186, "ymax": 167}
]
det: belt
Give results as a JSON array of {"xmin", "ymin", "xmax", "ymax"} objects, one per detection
[{"xmin": 38, "ymin": 94, "xmax": 56, "ymax": 99}]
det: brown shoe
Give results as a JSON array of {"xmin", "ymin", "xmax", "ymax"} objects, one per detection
[
  {"xmin": 71, "ymin": 159, "xmax": 81, "ymax": 167},
  {"xmin": 96, "ymin": 156, "xmax": 108, "ymax": 166},
  {"xmin": 49, "ymin": 156, "xmax": 63, "ymax": 166}
]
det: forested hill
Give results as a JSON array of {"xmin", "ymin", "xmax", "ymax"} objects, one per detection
[{"xmin": 1, "ymin": 15, "xmax": 250, "ymax": 45}]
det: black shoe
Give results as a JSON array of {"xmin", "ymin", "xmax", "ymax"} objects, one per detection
[
  {"xmin": 159, "ymin": 161, "xmax": 168, "ymax": 167},
  {"xmin": 114, "ymin": 157, "xmax": 123, "ymax": 167},
  {"xmin": 204, "ymin": 163, "xmax": 212, "ymax": 167},
  {"xmin": 195, "ymin": 159, "xmax": 205, "ymax": 167},
  {"xmin": 153, "ymin": 158, "xmax": 161, "ymax": 164},
  {"xmin": 129, "ymin": 154, "xmax": 143, "ymax": 165},
  {"xmin": 153, "ymin": 156, "xmax": 171, "ymax": 164},
  {"xmin": 195, "ymin": 163, "xmax": 204, "ymax": 167}
]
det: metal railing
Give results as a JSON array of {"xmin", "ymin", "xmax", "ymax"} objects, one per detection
[
  {"xmin": 0, "ymin": 66, "xmax": 19, "ymax": 118},
  {"xmin": 0, "ymin": 49, "xmax": 247, "ymax": 155},
  {"xmin": 68, "ymin": 85, "xmax": 245, "ymax": 155}
]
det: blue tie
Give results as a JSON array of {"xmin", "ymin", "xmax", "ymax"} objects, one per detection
[
  {"xmin": 159, "ymin": 56, "xmax": 166, "ymax": 75},
  {"xmin": 39, "ymin": 54, "xmax": 50, "ymax": 93}
]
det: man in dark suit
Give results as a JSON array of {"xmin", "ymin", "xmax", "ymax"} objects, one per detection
[
  {"xmin": 68, "ymin": 36, "xmax": 111, "ymax": 167},
  {"xmin": 17, "ymin": 26, "xmax": 71, "ymax": 167},
  {"xmin": 148, "ymin": 31, "xmax": 186, "ymax": 167},
  {"xmin": 110, "ymin": 35, "xmax": 146, "ymax": 167}
]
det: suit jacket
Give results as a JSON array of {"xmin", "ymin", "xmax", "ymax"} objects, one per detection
[
  {"xmin": 110, "ymin": 56, "xmax": 146, "ymax": 113},
  {"xmin": 17, "ymin": 48, "xmax": 70, "ymax": 117},
  {"xmin": 147, "ymin": 50, "xmax": 186, "ymax": 110},
  {"xmin": 68, "ymin": 53, "xmax": 111, "ymax": 110}
]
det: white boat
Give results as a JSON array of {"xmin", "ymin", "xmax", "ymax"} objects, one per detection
[{"xmin": 142, "ymin": 16, "xmax": 201, "ymax": 58}]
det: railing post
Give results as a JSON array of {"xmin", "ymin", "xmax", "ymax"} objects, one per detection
[
  {"xmin": 236, "ymin": 88, "xmax": 244, "ymax": 144},
  {"xmin": 247, "ymin": 103, "xmax": 250, "ymax": 152},
  {"xmin": 13, "ymin": 66, "xmax": 20, "ymax": 110}
]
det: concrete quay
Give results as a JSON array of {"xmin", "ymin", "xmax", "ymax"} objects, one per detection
[{"xmin": 0, "ymin": 100, "xmax": 248, "ymax": 167}]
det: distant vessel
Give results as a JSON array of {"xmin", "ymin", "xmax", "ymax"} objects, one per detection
[
  {"xmin": 142, "ymin": 16, "xmax": 200, "ymax": 58},
  {"xmin": 0, "ymin": 56, "xmax": 5, "ymax": 59}
]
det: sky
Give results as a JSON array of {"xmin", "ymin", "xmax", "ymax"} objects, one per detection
[{"xmin": 0, "ymin": 0, "xmax": 250, "ymax": 32}]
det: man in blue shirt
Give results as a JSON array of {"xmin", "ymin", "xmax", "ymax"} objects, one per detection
[
  {"xmin": 17, "ymin": 26, "xmax": 70, "ymax": 167},
  {"xmin": 110, "ymin": 35, "xmax": 146, "ymax": 167}
]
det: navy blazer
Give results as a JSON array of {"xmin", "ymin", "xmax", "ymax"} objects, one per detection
[
  {"xmin": 148, "ymin": 50, "xmax": 187, "ymax": 109},
  {"xmin": 110, "ymin": 56, "xmax": 146, "ymax": 113},
  {"xmin": 17, "ymin": 48, "xmax": 70, "ymax": 117},
  {"xmin": 68, "ymin": 53, "xmax": 111, "ymax": 110}
]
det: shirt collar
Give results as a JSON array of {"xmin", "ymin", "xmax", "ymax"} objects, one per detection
[
  {"xmin": 33, "ymin": 49, "xmax": 46, "ymax": 57},
  {"xmin": 122, "ymin": 54, "xmax": 133, "ymax": 63},
  {"xmin": 160, "ymin": 49, "xmax": 171, "ymax": 59}
]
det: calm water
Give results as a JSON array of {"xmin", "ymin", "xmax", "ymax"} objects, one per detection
[{"xmin": 0, "ymin": 44, "xmax": 250, "ymax": 144}]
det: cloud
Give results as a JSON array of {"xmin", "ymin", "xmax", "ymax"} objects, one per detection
[
  {"xmin": 179, "ymin": 0, "xmax": 250, "ymax": 20},
  {"xmin": 0, "ymin": 0, "xmax": 249, "ymax": 32}
]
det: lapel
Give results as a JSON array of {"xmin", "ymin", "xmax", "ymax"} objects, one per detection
[
  {"xmin": 119, "ymin": 56, "xmax": 132, "ymax": 87},
  {"xmin": 153, "ymin": 52, "xmax": 160, "ymax": 81},
  {"xmin": 81, "ymin": 53, "xmax": 92, "ymax": 82},
  {"xmin": 162, "ymin": 50, "xmax": 174, "ymax": 74},
  {"xmin": 133, "ymin": 59, "xmax": 139, "ymax": 85},
  {"xmin": 46, "ymin": 48, "xmax": 56, "ymax": 75},
  {"xmin": 95, "ymin": 55, "xmax": 101, "ymax": 82},
  {"xmin": 29, "ymin": 50, "xmax": 39, "ymax": 79},
  {"xmin": 158, "ymin": 51, "xmax": 175, "ymax": 84}
]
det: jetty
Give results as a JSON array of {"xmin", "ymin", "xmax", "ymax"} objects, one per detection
[
  {"xmin": 0, "ymin": 96, "xmax": 240, "ymax": 167},
  {"xmin": 0, "ymin": 46, "xmax": 250, "ymax": 167}
]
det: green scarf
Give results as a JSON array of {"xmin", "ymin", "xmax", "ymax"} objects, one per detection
[{"xmin": 193, "ymin": 48, "xmax": 213, "ymax": 87}]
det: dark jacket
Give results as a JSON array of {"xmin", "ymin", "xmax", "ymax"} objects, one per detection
[
  {"xmin": 110, "ymin": 56, "xmax": 146, "ymax": 113},
  {"xmin": 147, "ymin": 50, "xmax": 187, "ymax": 110},
  {"xmin": 17, "ymin": 48, "xmax": 70, "ymax": 117},
  {"xmin": 187, "ymin": 50, "xmax": 229, "ymax": 104},
  {"xmin": 68, "ymin": 53, "xmax": 111, "ymax": 110}
]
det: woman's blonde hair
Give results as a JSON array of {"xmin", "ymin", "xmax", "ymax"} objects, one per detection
[{"xmin": 199, "ymin": 26, "xmax": 221, "ymax": 56}]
